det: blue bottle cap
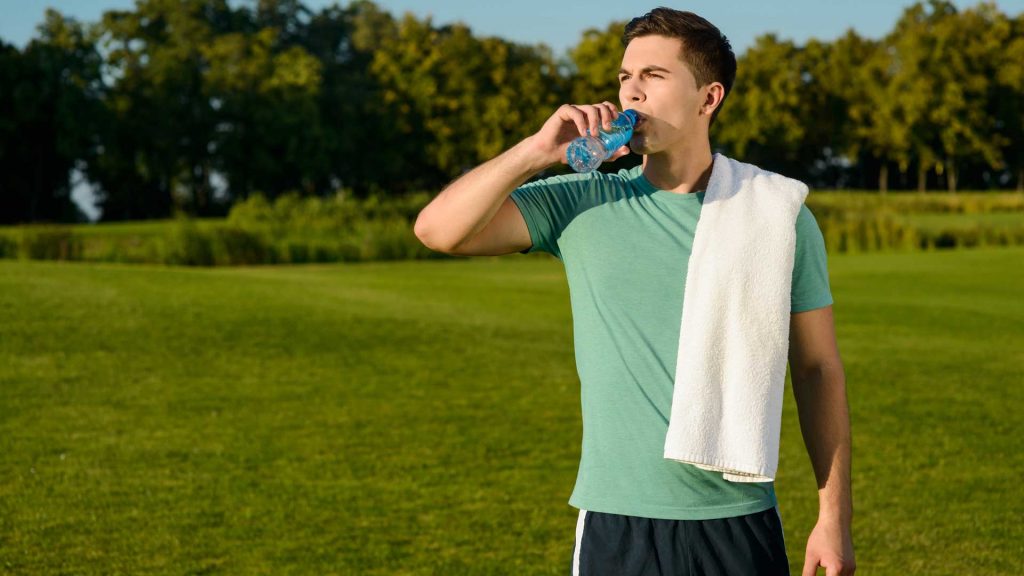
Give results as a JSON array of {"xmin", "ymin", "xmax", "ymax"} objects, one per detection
[{"xmin": 620, "ymin": 109, "xmax": 639, "ymax": 125}]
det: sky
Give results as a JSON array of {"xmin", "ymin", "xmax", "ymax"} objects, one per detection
[{"xmin": 3, "ymin": 0, "xmax": 1023, "ymax": 220}]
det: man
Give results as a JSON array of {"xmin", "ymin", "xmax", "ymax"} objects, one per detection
[{"xmin": 414, "ymin": 7, "xmax": 854, "ymax": 576}]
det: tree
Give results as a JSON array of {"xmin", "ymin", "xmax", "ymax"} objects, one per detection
[
  {"xmin": 793, "ymin": 33, "xmax": 873, "ymax": 189},
  {"xmin": 848, "ymin": 29, "xmax": 925, "ymax": 193},
  {"xmin": 202, "ymin": 27, "xmax": 324, "ymax": 200},
  {"xmin": 0, "ymin": 10, "xmax": 103, "ymax": 223},
  {"xmin": 303, "ymin": 1, "xmax": 389, "ymax": 197},
  {"xmin": 916, "ymin": 1, "xmax": 1008, "ymax": 192},
  {"xmin": 996, "ymin": 12, "xmax": 1024, "ymax": 191},
  {"xmin": 6, "ymin": 0, "xmax": 1024, "ymax": 220},
  {"xmin": 364, "ymin": 12, "xmax": 565, "ymax": 185},
  {"xmin": 714, "ymin": 34, "xmax": 806, "ymax": 178},
  {"xmin": 569, "ymin": 21, "xmax": 626, "ymax": 104},
  {"xmin": 92, "ymin": 0, "xmax": 235, "ymax": 220}
]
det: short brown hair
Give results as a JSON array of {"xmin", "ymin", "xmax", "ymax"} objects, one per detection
[{"xmin": 623, "ymin": 7, "xmax": 737, "ymax": 126}]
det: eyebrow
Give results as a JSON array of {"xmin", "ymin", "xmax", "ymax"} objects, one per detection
[{"xmin": 618, "ymin": 65, "xmax": 672, "ymax": 76}]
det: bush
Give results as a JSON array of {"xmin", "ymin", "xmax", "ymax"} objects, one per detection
[
  {"xmin": 163, "ymin": 217, "xmax": 216, "ymax": 266},
  {"xmin": 0, "ymin": 233, "xmax": 16, "ymax": 258},
  {"xmin": 16, "ymin": 226, "xmax": 83, "ymax": 260},
  {"xmin": 357, "ymin": 218, "xmax": 433, "ymax": 261},
  {"xmin": 812, "ymin": 207, "xmax": 919, "ymax": 254},
  {"xmin": 228, "ymin": 191, "xmax": 364, "ymax": 237},
  {"xmin": 2, "ymin": 190, "xmax": 1020, "ymax": 266},
  {"xmin": 212, "ymin": 226, "xmax": 275, "ymax": 266}
]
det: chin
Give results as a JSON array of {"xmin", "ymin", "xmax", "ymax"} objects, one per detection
[{"xmin": 629, "ymin": 135, "xmax": 655, "ymax": 155}]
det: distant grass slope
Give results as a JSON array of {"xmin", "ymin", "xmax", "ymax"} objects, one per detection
[{"xmin": 1, "ymin": 248, "xmax": 1022, "ymax": 575}]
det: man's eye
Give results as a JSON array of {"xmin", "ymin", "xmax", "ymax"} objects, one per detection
[{"xmin": 619, "ymin": 75, "xmax": 630, "ymax": 82}]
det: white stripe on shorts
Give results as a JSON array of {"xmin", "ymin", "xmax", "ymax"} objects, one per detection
[{"xmin": 572, "ymin": 509, "xmax": 588, "ymax": 576}]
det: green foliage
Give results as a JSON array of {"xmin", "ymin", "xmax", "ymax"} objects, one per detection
[
  {"xmin": 714, "ymin": 2, "xmax": 1024, "ymax": 192},
  {"xmin": 158, "ymin": 191, "xmax": 437, "ymax": 265},
  {"xmin": 366, "ymin": 16, "xmax": 566, "ymax": 180},
  {"xmin": 808, "ymin": 191, "xmax": 1024, "ymax": 252},
  {"xmin": 202, "ymin": 26, "xmax": 326, "ymax": 200},
  {"xmin": 5, "ymin": 225, "xmax": 84, "ymax": 260},
  {"xmin": 227, "ymin": 191, "xmax": 359, "ymax": 236},
  {"xmin": 163, "ymin": 216, "xmax": 217, "ymax": 266},
  {"xmin": 715, "ymin": 35, "xmax": 805, "ymax": 167},
  {"xmin": 811, "ymin": 205, "xmax": 918, "ymax": 254},
  {"xmin": 5, "ymin": 0, "xmax": 1024, "ymax": 225},
  {"xmin": 0, "ymin": 233, "xmax": 16, "ymax": 258},
  {"xmin": 569, "ymin": 21, "xmax": 627, "ymax": 104},
  {"xmin": 0, "ymin": 11, "xmax": 104, "ymax": 224},
  {"xmin": 1, "ymin": 192, "xmax": 1022, "ymax": 266}
]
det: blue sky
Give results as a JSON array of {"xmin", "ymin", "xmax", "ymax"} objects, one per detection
[{"xmin": 3, "ymin": 0, "xmax": 1022, "ymax": 57}]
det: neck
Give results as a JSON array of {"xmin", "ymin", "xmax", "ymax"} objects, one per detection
[{"xmin": 641, "ymin": 139, "xmax": 714, "ymax": 194}]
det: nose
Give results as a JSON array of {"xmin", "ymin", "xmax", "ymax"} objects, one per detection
[{"xmin": 620, "ymin": 80, "xmax": 645, "ymax": 104}]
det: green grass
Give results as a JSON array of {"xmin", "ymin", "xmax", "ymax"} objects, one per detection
[{"xmin": 1, "ymin": 248, "xmax": 1022, "ymax": 574}]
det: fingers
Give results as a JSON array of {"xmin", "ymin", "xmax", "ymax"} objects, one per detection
[
  {"xmin": 824, "ymin": 560, "xmax": 856, "ymax": 575},
  {"xmin": 558, "ymin": 104, "xmax": 589, "ymax": 138},
  {"xmin": 560, "ymin": 102, "xmax": 619, "ymax": 137},
  {"xmin": 596, "ymin": 101, "xmax": 619, "ymax": 132},
  {"xmin": 804, "ymin": 547, "xmax": 855, "ymax": 575}
]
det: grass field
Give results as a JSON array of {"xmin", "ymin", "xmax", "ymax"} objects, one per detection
[{"xmin": 1, "ymin": 248, "xmax": 1022, "ymax": 574}]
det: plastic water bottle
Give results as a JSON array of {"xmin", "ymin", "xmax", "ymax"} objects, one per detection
[{"xmin": 566, "ymin": 109, "xmax": 639, "ymax": 173}]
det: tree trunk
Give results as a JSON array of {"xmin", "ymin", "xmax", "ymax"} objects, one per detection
[
  {"xmin": 947, "ymin": 158, "xmax": 957, "ymax": 194},
  {"xmin": 918, "ymin": 164, "xmax": 928, "ymax": 193},
  {"xmin": 879, "ymin": 162, "xmax": 889, "ymax": 195}
]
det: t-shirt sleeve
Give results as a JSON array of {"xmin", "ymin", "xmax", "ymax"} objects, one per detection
[
  {"xmin": 508, "ymin": 172, "xmax": 593, "ymax": 260},
  {"xmin": 791, "ymin": 203, "xmax": 834, "ymax": 313}
]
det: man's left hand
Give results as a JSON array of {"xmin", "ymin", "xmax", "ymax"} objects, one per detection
[{"xmin": 801, "ymin": 518, "xmax": 856, "ymax": 576}]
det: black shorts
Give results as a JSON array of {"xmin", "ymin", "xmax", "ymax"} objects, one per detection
[{"xmin": 570, "ymin": 506, "xmax": 790, "ymax": 576}]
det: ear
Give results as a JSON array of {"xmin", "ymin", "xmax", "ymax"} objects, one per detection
[{"xmin": 700, "ymin": 82, "xmax": 726, "ymax": 118}]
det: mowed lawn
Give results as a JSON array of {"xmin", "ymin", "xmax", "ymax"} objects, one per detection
[{"xmin": 1, "ymin": 248, "xmax": 1022, "ymax": 575}]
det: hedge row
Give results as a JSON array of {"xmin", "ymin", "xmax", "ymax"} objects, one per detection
[{"xmin": 1, "ymin": 190, "xmax": 1022, "ymax": 266}]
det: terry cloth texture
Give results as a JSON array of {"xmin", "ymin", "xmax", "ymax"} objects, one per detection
[
  {"xmin": 570, "ymin": 505, "xmax": 790, "ymax": 575},
  {"xmin": 664, "ymin": 153, "xmax": 809, "ymax": 483},
  {"xmin": 510, "ymin": 162, "xmax": 832, "ymax": 520}
]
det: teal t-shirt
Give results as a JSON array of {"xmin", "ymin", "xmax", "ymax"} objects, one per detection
[{"xmin": 509, "ymin": 163, "xmax": 833, "ymax": 520}]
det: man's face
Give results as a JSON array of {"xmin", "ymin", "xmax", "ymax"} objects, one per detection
[{"xmin": 618, "ymin": 35, "xmax": 708, "ymax": 155}]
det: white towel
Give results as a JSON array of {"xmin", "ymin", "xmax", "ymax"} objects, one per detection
[{"xmin": 663, "ymin": 153, "xmax": 808, "ymax": 482}]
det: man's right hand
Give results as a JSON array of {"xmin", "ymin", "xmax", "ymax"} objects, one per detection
[{"xmin": 526, "ymin": 102, "xmax": 634, "ymax": 169}]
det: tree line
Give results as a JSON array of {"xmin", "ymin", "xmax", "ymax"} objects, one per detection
[{"xmin": 1, "ymin": 0, "xmax": 1021, "ymax": 224}]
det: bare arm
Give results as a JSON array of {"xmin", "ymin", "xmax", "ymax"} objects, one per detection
[
  {"xmin": 413, "ymin": 102, "xmax": 630, "ymax": 256},
  {"xmin": 413, "ymin": 137, "xmax": 547, "ymax": 256},
  {"xmin": 789, "ymin": 305, "xmax": 857, "ymax": 575}
]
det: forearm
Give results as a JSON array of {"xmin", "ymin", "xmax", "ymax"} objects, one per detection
[
  {"xmin": 792, "ymin": 363, "xmax": 853, "ymax": 527},
  {"xmin": 414, "ymin": 136, "xmax": 551, "ymax": 252}
]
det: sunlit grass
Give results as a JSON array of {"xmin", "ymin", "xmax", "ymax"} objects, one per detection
[{"xmin": 1, "ymin": 248, "xmax": 1022, "ymax": 574}]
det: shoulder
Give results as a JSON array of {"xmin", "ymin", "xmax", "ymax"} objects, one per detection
[
  {"xmin": 588, "ymin": 164, "xmax": 643, "ymax": 192},
  {"xmin": 530, "ymin": 165, "xmax": 640, "ymax": 194},
  {"xmin": 516, "ymin": 170, "xmax": 594, "ymax": 193},
  {"xmin": 720, "ymin": 154, "xmax": 808, "ymax": 204}
]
